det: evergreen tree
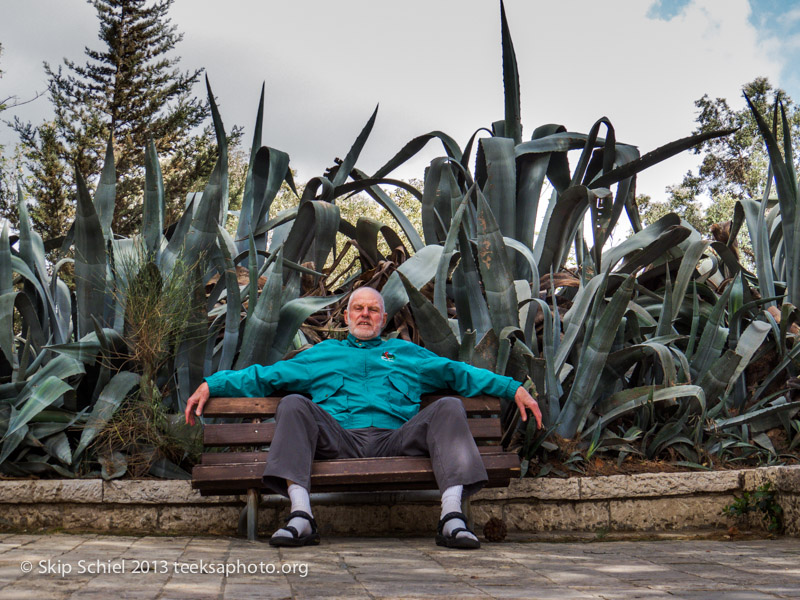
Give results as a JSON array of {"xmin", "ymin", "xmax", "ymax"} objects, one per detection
[{"xmin": 14, "ymin": 0, "xmax": 225, "ymax": 239}]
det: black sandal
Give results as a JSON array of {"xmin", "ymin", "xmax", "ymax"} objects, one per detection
[
  {"xmin": 435, "ymin": 511, "xmax": 481, "ymax": 549},
  {"xmin": 268, "ymin": 510, "xmax": 321, "ymax": 547}
]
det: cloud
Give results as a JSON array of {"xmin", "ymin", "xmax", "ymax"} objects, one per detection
[{"xmin": 0, "ymin": 0, "xmax": 789, "ymax": 205}]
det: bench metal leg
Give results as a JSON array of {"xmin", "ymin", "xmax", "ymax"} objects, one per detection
[{"xmin": 246, "ymin": 488, "xmax": 259, "ymax": 541}]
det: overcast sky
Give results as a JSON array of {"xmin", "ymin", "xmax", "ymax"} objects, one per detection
[{"xmin": 1, "ymin": 0, "xmax": 798, "ymax": 206}]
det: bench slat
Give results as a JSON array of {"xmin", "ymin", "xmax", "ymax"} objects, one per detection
[
  {"xmin": 192, "ymin": 453, "xmax": 519, "ymax": 493},
  {"xmin": 200, "ymin": 444, "xmax": 503, "ymax": 465},
  {"xmin": 202, "ymin": 394, "xmax": 502, "ymax": 418},
  {"xmin": 203, "ymin": 417, "xmax": 501, "ymax": 447}
]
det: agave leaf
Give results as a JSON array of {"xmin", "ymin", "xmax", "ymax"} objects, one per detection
[
  {"xmin": 175, "ymin": 264, "xmax": 207, "ymax": 412},
  {"xmin": 434, "ymin": 194, "xmax": 471, "ymax": 317},
  {"xmin": 383, "ymin": 245, "xmax": 444, "ymax": 318},
  {"xmin": 710, "ymin": 401, "xmax": 800, "ymax": 431},
  {"xmin": 587, "ymin": 385, "xmax": 706, "ymax": 437},
  {"xmin": 74, "ymin": 168, "xmax": 108, "ymax": 338},
  {"xmin": 525, "ymin": 298, "xmax": 561, "ymax": 422},
  {"xmin": 215, "ymin": 228, "xmax": 241, "ymax": 372},
  {"xmin": 739, "ymin": 196, "xmax": 776, "ymax": 306},
  {"xmin": 72, "ymin": 371, "xmax": 140, "ymax": 461},
  {"xmin": 655, "ymin": 270, "xmax": 674, "ymax": 338},
  {"xmin": 235, "ymin": 83, "xmax": 265, "ymax": 254},
  {"xmin": 671, "ymin": 240, "xmax": 709, "ymax": 319},
  {"xmin": 165, "ymin": 160, "xmax": 224, "ymax": 273},
  {"xmin": 555, "ymin": 273, "xmax": 607, "ymax": 373},
  {"xmin": 602, "ymin": 213, "xmax": 681, "ymax": 272},
  {"xmin": 696, "ymin": 349, "xmax": 741, "ymax": 406},
  {"xmin": 421, "ymin": 158, "xmax": 462, "ymax": 245},
  {"xmin": 750, "ymin": 326, "xmax": 800, "ymax": 402},
  {"xmin": 372, "ymin": 131, "xmax": 462, "ymax": 179},
  {"xmin": 535, "ymin": 186, "xmax": 598, "ymax": 275},
  {"xmin": 15, "ymin": 184, "xmax": 48, "ymax": 283},
  {"xmin": 0, "ymin": 293, "xmax": 17, "ymax": 367},
  {"xmin": 46, "ymin": 328, "xmax": 124, "ymax": 363},
  {"xmin": 332, "ymin": 104, "xmax": 379, "ymax": 188},
  {"xmin": 556, "ymin": 274, "xmax": 635, "ymax": 437},
  {"xmin": 691, "ymin": 274, "xmax": 736, "ymax": 380},
  {"xmin": 0, "ymin": 408, "xmax": 27, "ymax": 465},
  {"xmin": 745, "ymin": 94, "xmax": 799, "ymax": 305},
  {"xmin": 349, "ymin": 168, "xmax": 424, "ymax": 251},
  {"xmin": 159, "ymin": 195, "xmax": 196, "ymax": 268},
  {"xmin": 235, "ymin": 249, "xmax": 284, "ymax": 369},
  {"xmin": 267, "ymin": 292, "xmax": 345, "ymax": 364},
  {"xmin": 252, "ymin": 147, "xmax": 292, "ymax": 235},
  {"xmin": 95, "ymin": 136, "xmax": 116, "ymax": 240},
  {"xmin": 149, "ymin": 456, "xmax": 190, "ymax": 479},
  {"xmin": 32, "ymin": 430, "xmax": 72, "ymax": 465},
  {"xmin": 143, "ymin": 138, "xmax": 165, "ymax": 256},
  {"xmin": 499, "ymin": 0, "xmax": 521, "ymax": 144},
  {"xmin": 0, "ymin": 221, "xmax": 13, "ymax": 296},
  {"xmin": 98, "ymin": 450, "xmax": 128, "ymax": 480},
  {"xmin": 206, "ymin": 76, "xmax": 230, "ymax": 224},
  {"xmin": 355, "ymin": 217, "xmax": 384, "ymax": 268},
  {"xmin": 4, "ymin": 376, "xmax": 73, "ymax": 440},
  {"xmin": 478, "ymin": 137, "xmax": 517, "ymax": 242},
  {"xmin": 614, "ymin": 226, "xmax": 690, "ymax": 276},
  {"xmin": 283, "ymin": 200, "xmax": 341, "ymax": 273},
  {"xmin": 515, "ymin": 153, "xmax": 549, "ymax": 256},
  {"xmin": 476, "ymin": 191, "xmax": 519, "ymax": 333},
  {"xmin": 590, "ymin": 127, "xmax": 737, "ymax": 189},
  {"xmin": 452, "ymin": 228, "xmax": 492, "ymax": 339},
  {"xmin": 398, "ymin": 271, "xmax": 459, "ymax": 360},
  {"xmin": 516, "ymin": 130, "xmax": 602, "ymax": 157},
  {"xmin": 572, "ymin": 117, "xmax": 614, "ymax": 188},
  {"xmin": 506, "ymin": 239, "xmax": 541, "ymax": 302}
]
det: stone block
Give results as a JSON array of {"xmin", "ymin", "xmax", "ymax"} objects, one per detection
[
  {"xmin": 505, "ymin": 500, "xmax": 609, "ymax": 532},
  {"xmin": 741, "ymin": 466, "xmax": 780, "ymax": 491},
  {"xmin": 0, "ymin": 504, "xmax": 63, "ymax": 532},
  {"xmin": 778, "ymin": 493, "xmax": 800, "ymax": 537},
  {"xmin": 774, "ymin": 465, "xmax": 800, "ymax": 493},
  {"xmin": 609, "ymin": 495, "xmax": 733, "ymax": 531},
  {"xmin": 477, "ymin": 477, "xmax": 581, "ymax": 501},
  {"xmin": 580, "ymin": 470, "xmax": 741, "ymax": 500},
  {"xmin": 388, "ymin": 504, "xmax": 438, "ymax": 534},
  {"xmin": 315, "ymin": 504, "xmax": 392, "ymax": 535},
  {"xmin": 158, "ymin": 505, "xmax": 242, "ymax": 535},
  {"xmin": 103, "ymin": 479, "xmax": 214, "ymax": 504},
  {"xmin": 0, "ymin": 480, "xmax": 102, "ymax": 504}
]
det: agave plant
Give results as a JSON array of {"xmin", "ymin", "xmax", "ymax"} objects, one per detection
[{"xmin": 1, "ymin": 1, "xmax": 798, "ymax": 480}]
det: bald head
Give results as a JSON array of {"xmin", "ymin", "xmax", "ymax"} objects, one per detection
[{"xmin": 344, "ymin": 287, "xmax": 388, "ymax": 340}]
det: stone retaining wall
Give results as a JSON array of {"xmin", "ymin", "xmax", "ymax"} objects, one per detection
[{"xmin": 1, "ymin": 465, "xmax": 798, "ymax": 537}]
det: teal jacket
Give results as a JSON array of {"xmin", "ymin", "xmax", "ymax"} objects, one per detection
[{"xmin": 204, "ymin": 334, "xmax": 521, "ymax": 429}]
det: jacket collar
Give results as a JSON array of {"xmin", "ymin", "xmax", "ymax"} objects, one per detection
[{"xmin": 346, "ymin": 333, "xmax": 384, "ymax": 348}]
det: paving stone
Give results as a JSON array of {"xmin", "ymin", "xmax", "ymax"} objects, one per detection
[{"xmin": 1, "ymin": 534, "xmax": 799, "ymax": 599}]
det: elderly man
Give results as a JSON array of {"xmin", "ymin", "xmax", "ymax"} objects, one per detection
[{"xmin": 185, "ymin": 286, "xmax": 541, "ymax": 549}]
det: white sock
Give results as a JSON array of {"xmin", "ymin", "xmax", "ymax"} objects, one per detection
[
  {"xmin": 273, "ymin": 483, "xmax": 313, "ymax": 539},
  {"xmin": 440, "ymin": 485, "xmax": 477, "ymax": 542}
]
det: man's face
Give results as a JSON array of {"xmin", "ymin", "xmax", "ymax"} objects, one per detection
[{"xmin": 344, "ymin": 290, "xmax": 388, "ymax": 340}]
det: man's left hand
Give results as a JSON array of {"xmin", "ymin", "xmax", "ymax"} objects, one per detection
[{"xmin": 515, "ymin": 386, "xmax": 543, "ymax": 429}]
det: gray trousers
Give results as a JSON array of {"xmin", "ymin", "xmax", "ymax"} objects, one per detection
[{"xmin": 261, "ymin": 394, "xmax": 488, "ymax": 498}]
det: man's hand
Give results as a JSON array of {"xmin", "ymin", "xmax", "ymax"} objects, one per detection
[
  {"xmin": 185, "ymin": 382, "xmax": 210, "ymax": 426},
  {"xmin": 514, "ymin": 385, "xmax": 543, "ymax": 429}
]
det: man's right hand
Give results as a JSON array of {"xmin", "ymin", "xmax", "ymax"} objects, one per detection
[{"xmin": 185, "ymin": 382, "xmax": 210, "ymax": 426}]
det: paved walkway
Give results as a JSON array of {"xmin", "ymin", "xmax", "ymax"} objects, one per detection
[{"xmin": 0, "ymin": 533, "xmax": 798, "ymax": 599}]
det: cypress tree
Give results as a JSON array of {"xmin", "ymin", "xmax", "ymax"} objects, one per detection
[{"xmin": 15, "ymin": 0, "xmax": 221, "ymax": 239}]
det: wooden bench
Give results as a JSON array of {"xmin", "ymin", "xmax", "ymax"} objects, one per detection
[{"xmin": 191, "ymin": 394, "xmax": 521, "ymax": 540}]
